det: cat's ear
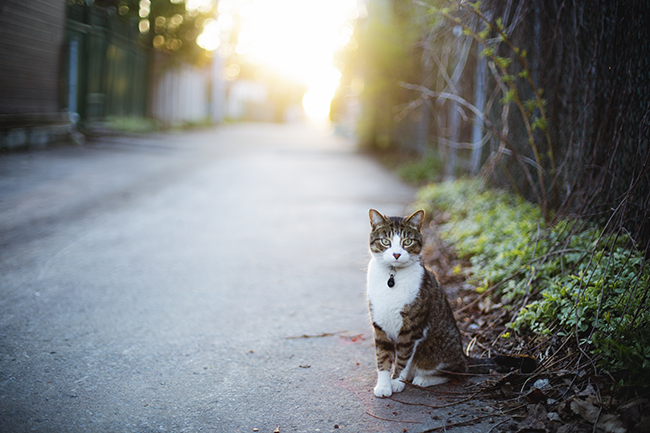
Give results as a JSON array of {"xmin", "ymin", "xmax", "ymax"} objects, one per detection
[
  {"xmin": 405, "ymin": 209, "xmax": 425, "ymax": 230},
  {"xmin": 369, "ymin": 209, "xmax": 387, "ymax": 228}
]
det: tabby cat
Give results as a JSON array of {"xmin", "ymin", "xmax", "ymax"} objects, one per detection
[{"xmin": 366, "ymin": 208, "xmax": 467, "ymax": 398}]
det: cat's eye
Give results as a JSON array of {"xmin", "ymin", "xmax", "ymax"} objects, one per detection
[
  {"xmin": 380, "ymin": 238, "xmax": 391, "ymax": 247},
  {"xmin": 403, "ymin": 239, "xmax": 414, "ymax": 247}
]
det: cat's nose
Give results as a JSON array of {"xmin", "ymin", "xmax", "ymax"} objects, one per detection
[{"xmin": 393, "ymin": 253, "xmax": 401, "ymax": 259}]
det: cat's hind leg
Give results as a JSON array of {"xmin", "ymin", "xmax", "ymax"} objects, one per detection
[
  {"xmin": 390, "ymin": 378, "xmax": 406, "ymax": 393},
  {"xmin": 412, "ymin": 374, "xmax": 448, "ymax": 387},
  {"xmin": 412, "ymin": 366, "xmax": 449, "ymax": 387}
]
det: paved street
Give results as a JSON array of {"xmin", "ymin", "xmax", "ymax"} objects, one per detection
[{"xmin": 0, "ymin": 123, "xmax": 497, "ymax": 432}]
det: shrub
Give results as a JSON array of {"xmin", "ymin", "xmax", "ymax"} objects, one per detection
[{"xmin": 416, "ymin": 179, "xmax": 650, "ymax": 385}]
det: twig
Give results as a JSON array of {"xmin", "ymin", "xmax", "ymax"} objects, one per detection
[
  {"xmin": 460, "ymin": 330, "xmax": 492, "ymax": 353},
  {"xmin": 365, "ymin": 411, "xmax": 422, "ymax": 424},
  {"xmin": 423, "ymin": 0, "xmax": 556, "ymax": 218},
  {"xmin": 389, "ymin": 389, "xmax": 484, "ymax": 409},
  {"xmin": 538, "ymin": 335, "xmax": 575, "ymax": 370},
  {"xmin": 455, "ymin": 1, "xmax": 558, "ymax": 209},
  {"xmin": 419, "ymin": 406, "xmax": 524, "ymax": 433},
  {"xmin": 454, "ymin": 269, "xmax": 524, "ymax": 314},
  {"xmin": 487, "ymin": 419, "xmax": 511, "ymax": 433},
  {"xmin": 283, "ymin": 331, "xmax": 347, "ymax": 339}
]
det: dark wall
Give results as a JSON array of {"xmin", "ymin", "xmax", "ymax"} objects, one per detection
[
  {"xmin": 488, "ymin": 0, "xmax": 650, "ymax": 247},
  {"xmin": 0, "ymin": 0, "xmax": 67, "ymax": 115}
]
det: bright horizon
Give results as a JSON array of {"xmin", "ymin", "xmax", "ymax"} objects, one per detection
[{"xmin": 198, "ymin": 0, "xmax": 364, "ymax": 119}]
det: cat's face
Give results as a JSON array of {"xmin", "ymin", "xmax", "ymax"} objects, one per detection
[{"xmin": 368, "ymin": 209, "xmax": 424, "ymax": 268}]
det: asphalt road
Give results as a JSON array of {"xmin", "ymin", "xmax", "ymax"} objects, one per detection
[{"xmin": 0, "ymin": 123, "xmax": 503, "ymax": 432}]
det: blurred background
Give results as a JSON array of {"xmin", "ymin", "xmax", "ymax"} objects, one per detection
[
  {"xmin": 0, "ymin": 0, "xmax": 364, "ymax": 132},
  {"xmin": 0, "ymin": 0, "xmax": 648, "ymax": 249}
]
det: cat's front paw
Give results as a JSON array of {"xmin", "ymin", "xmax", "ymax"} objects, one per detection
[
  {"xmin": 374, "ymin": 370, "xmax": 393, "ymax": 398},
  {"xmin": 391, "ymin": 378, "xmax": 406, "ymax": 393},
  {"xmin": 374, "ymin": 383, "xmax": 393, "ymax": 398}
]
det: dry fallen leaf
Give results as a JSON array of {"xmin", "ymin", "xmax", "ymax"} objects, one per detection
[
  {"xmin": 570, "ymin": 398, "xmax": 626, "ymax": 433},
  {"xmin": 518, "ymin": 415, "xmax": 546, "ymax": 432},
  {"xmin": 570, "ymin": 398, "xmax": 599, "ymax": 423}
]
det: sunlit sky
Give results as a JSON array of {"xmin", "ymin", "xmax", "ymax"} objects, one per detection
[{"xmin": 196, "ymin": 0, "xmax": 364, "ymax": 118}]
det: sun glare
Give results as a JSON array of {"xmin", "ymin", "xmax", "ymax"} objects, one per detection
[
  {"xmin": 199, "ymin": 0, "xmax": 363, "ymax": 119},
  {"xmin": 302, "ymin": 66, "xmax": 342, "ymax": 118}
]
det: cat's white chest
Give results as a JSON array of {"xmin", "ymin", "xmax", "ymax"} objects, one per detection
[{"xmin": 367, "ymin": 258, "xmax": 424, "ymax": 342}]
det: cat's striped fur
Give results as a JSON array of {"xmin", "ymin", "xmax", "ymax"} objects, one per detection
[{"xmin": 367, "ymin": 209, "xmax": 467, "ymax": 398}]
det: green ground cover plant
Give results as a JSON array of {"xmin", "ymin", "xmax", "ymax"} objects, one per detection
[
  {"xmin": 416, "ymin": 179, "xmax": 650, "ymax": 386},
  {"xmin": 397, "ymin": 151, "xmax": 444, "ymax": 185},
  {"xmin": 104, "ymin": 116, "xmax": 162, "ymax": 134}
]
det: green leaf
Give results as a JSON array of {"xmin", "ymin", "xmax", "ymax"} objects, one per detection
[
  {"xmin": 532, "ymin": 117, "xmax": 548, "ymax": 132},
  {"xmin": 481, "ymin": 47, "xmax": 494, "ymax": 58},
  {"xmin": 495, "ymin": 56, "xmax": 512, "ymax": 69},
  {"xmin": 524, "ymin": 99, "xmax": 536, "ymax": 116}
]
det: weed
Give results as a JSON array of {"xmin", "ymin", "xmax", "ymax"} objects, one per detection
[{"xmin": 417, "ymin": 180, "xmax": 650, "ymax": 386}]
